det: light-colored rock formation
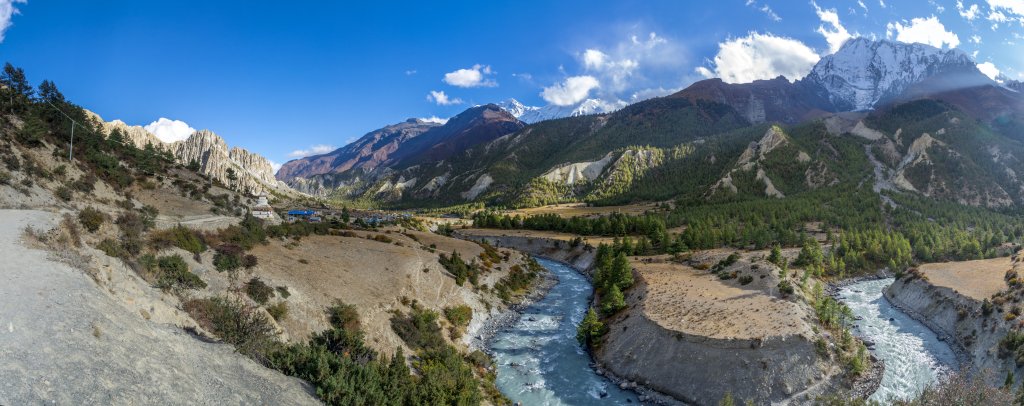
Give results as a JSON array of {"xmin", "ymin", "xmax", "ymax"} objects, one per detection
[
  {"xmin": 541, "ymin": 153, "xmax": 615, "ymax": 185},
  {"xmin": 461, "ymin": 173, "xmax": 493, "ymax": 200},
  {"xmin": 170, "ymin": 130, "xmax": 295, "ymax": 196},
  {"xmin": 84, "ymin": 110, "xmax": 296, "ymax": 197},
  {"xmin": 84, "ymin": 110, "xmax": 165, "ymax": 150}
]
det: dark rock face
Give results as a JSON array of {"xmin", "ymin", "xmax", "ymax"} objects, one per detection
[
  {"xmin": 275, "ymin": 118, "xmax": 440, "ymax": 182},
  {"xmin": 277, "ymin": 104, "xmax": 523, "ymax": 184}
]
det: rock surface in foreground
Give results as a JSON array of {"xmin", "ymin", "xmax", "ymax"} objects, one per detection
[{"xmin": 0, "ymin": 210, "xmax": 319, "ymax": 405}]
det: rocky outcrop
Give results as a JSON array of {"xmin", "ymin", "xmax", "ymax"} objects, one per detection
[
  {"xmin": 885, "ymin": 275, "xmax": 1019, "ymax": 385},
  {"xmin": 170, "ymin": 130, "xmax": 295, "ymax": 196},
  {"xmin": 84, "ymin": 110, "xmax": 165, "ymax": 150},
  {"xmin": 541, "ymin": 153, "xmax": 615, "ymax": 185}
]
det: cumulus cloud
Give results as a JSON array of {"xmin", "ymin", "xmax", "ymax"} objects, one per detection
[
  {"xmin": 269, "ymin": 160, "xmax": 282, "ymax": 173},
  {"xmin": 971, "ymin": 34, "xmax": 983, "ymax": 43},
  {"xmin": 442, "ymin": 64, "xmax": 497, "ymax": 88},
  {"xmin": 287, "ymin": 144, "xmax": 335, "ymax": 159},
  {"xmin": 629, "ymin": 87, "xmax": 680, "ymax": 102},
  {"xmin": 570, "ymin": 31, "xmax": 683, "ymax": 99},
  {"xmin": 957, "ymin": 1, "xmax": 980, "ymax": 20},
  {"xmin": 426, "ymin": 90, "xmax": 463, "ymax": 106},
  {"xmin": 977, "ymin": 61, "xmax": 1001, "ymax": 80},
  {"xmin": 700, "ymin": 32, "xmax": 820, "ymax": 84},
  {"xmin": 987, "ymin": 0, "xmax": 1024, "ymax": 18},
  {"xmin": 540, "ymin": 75, "xmax": 600, "ymax": 106},
  {"xmin": 0, "ymin": 0, "xmax": 25, "ymax": 43},
  {"xmin": 418, "ymin": 116, "xmax": 449, "ymax": 125},
  {"xmin": 814, "ymin": 1, "xmax": 856, "ymax": 54},
  {"xmin": 144, "ymin": 118, "xmax": 196, "ymax": 143},
  {"xmin": 886, "ymin": 16, "xmax": 960, "ymax": 48}
]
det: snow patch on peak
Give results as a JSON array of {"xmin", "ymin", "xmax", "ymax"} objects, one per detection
[
  {"xmin": 806, "ymin": 38, "xmax": 978, "ymax": 111},
  {"xmin": 495, "ymin": 98, "xmax": 627, "ymax": 124}
]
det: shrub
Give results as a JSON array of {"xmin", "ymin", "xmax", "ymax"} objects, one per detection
[
  {"xmin": 213, "ymin": 244, "xmax": 242, "ymax": 272},
  {"xmin": 97, "ymin": 238, "xmax": 124, "ymax": 257},
  {"xmin": 183, "ymin": 297, "xmax": 276, "ymax": 359},
  {"xmin": 326, "ymin": 300, "xmax": 360, "ymax": 331},
  {"xmin": 78, "ymin": 207, "xmax": 105, "ymax": 233},
  {"xmin": 778, "ymin": 280, "xmax": 795, "ymax": 296},
  {"xmin": 245, "ymin": 277, "xmax": 274, "ymax": 305},
  {"xmin": 149, "ymin": 225, "xmax": 206, "ymax": 255},
  {"xmin": 55, "ymin": 186, "xmax": 72, "ymax": 201},
  {"xmin": 390, "ymin": 303, "xmax": 445, "ymax": 351},
  {"xmin": 739, "ymin": 275, "xmax": 754, "ymax": 285},
  {"xmin": 443, "ymin": 305, "xmax": 473, "ymax": 328},
  {"xmin": 153, "ymin": 254, "xmax": 206, "ymax": 290},
  {"xmin": 242, "ymin": 254, "xmax": 258, "ymax": 269},
  {"xmin": 275, "ymin": 286, "xmax": 290, "ymax": 298},
  {"xmin": 266, "ymin": 302, "xmax": 288, "ymax": 321}
]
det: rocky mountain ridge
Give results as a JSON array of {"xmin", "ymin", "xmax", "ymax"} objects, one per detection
[{"xmin": 84, "ymin": 111, "xmax": 293, "ymax": 196}]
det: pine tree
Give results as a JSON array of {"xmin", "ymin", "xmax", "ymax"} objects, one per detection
[
  {"xmin": 611, "ymin": 252, "xmax": 633, "ymax": 288},
  {"xmin": 576, "ymin": 308, "xmax": 604, "ymax": 347},
  {"xmin": 602, "ymin": 284, "xmax": 625, "ymax": 315}
]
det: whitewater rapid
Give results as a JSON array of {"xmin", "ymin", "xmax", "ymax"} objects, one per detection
[
  {"xmin": 490, "ymin": 258, "xmax": 638, "ymax": 405},
  {"xmin": 839, "ymin": 278, "xmax": 958, "ymax": 402}
]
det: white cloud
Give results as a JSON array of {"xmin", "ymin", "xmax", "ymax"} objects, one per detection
[
  {"xmin": 0, "ymin": 0, "xmax": 25, "ymax": 43},
  {"xmin": 814, "ymin": 1, "xmax": 856, "ymax": 53},
  {"xmin": 287, "ymin": 144, "xmax": 335, "ymax": 159},
  {"xmin": 745, "ymin": 0, "xmax": 782, "ymax": 21},
  {"xmin": 405, "ymin": 69, "xmax": 417, "ymax": 75},
  {"xmin": 695, "ymin": 66, "xmax": 715, "ymax": 78},
  {"xmin": 144, "ymin": 118, "xmax": 196, "ymax": 143},
  {"xmin": 540, "ymin": 76, "xmax": 600, "ymax": 106},
  {"xmin": 977, "ymin": 61, "xmax": 1001, "ymax": 80},
  {"xmin": 582, "ymin": 49, "xmax": 609, "ymax": 70},
  {"xmin": 858, "ymin": 0, "xmax": 868, "ymax": 12},
  {"xmin": 957, "ymin": 1, "xmax": 980, "ymax": 20},
  {"xmin": 579, "ymin": 48, "xmax": 638, "ymax": 92},
  {"xmin": 418, "ymin": 116, "xmax": 448, "ymax": 125},
  {"xmin": 426, "ymin": 90, "xmax": 463, "ymax": 106},
  {"xmin": 702, "ymin": 32, "xmax": 820, "ymax": 84},
  {"xmin": 886, "ymin": 16, "xmax": 960, "ymax": 48},
  {"xmin": 269, "ymin": 160, "xmax": 282, "ymax": 173},
  {"xmin": 989, "ymin": 10, "xmax": 1010, "ymax": 22},
  {"xmin": 629, "ymin": 87, "xmax": 680, "ymax": 102},
  {"xmin": 971, "ymin": 34, "xmax": 982, "ymax": 43},
  {"xmin": 987, "ymin": 0, "xmax": 1024, "ymax": 17},
  {"xmin": 879, "ymin": 0, "xmax": 887, "ymax": 7},
  {"xmin": 442, "ymin": 64, "xmax": 497, "ymax": 88}
]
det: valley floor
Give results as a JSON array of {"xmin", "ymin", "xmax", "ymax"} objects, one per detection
[{"xmin": 0, "ymin": 209, "xmax": 320, "ymax": 405}]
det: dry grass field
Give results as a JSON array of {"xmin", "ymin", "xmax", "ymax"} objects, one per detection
[
  {"xmin": 633, "ymin": 259, "xmax": 814, "ymax": 340},
  {"xmin": 919, "ymin": 257, "xmax": 1013, "ymax": 300}
]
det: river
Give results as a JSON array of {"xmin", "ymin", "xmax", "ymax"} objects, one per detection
[
  {"xmin": 491, "ymin": 263, "xmax": 954, "ymax": 404},
  {"xmin": 839, "ymin": 278, "xmax": 958, "ymax": 403},
  {"xmin": 490, "ymin": 258, "xmax": 639, "ymax": 405}
]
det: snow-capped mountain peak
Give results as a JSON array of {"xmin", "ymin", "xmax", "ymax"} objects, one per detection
[
  {"xmin": 495, "ymin": 98, "xmax": 627, "ymax": 124},
  {"xmin": 804, "ymin": 37, "xmax": 983, "ymax": 111}
]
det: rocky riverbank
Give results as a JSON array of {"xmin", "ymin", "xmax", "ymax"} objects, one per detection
[
  {"xmin": 467, "ymin": 266, "xmax": 558, "ymax": 353},
  {"xmin": 883, "ymin": 275, "xmax": 1018, "ymax": 385}
]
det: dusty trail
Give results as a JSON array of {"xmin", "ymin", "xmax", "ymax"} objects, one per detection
[{"xmin": 0, "ymin": 209, "xmax": 320, "ymax": 405}]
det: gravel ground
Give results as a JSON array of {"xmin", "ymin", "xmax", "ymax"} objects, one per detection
[{"xmin": 0, "ymin": 209, "xmax": 320, "ymax": 406}]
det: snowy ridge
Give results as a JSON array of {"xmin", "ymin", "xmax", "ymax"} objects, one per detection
[
  {"xmin": 804, "ymin": 38, "xmax": 981, "ymax": 111},
  {"xmin": 495, "ymin": 98, "xmax": 626, "ymax": 124}
]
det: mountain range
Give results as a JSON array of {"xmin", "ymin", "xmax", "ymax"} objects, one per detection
[{"xmin": 275, "ymin": 37, "xmax": 1023, "ymax": 211}]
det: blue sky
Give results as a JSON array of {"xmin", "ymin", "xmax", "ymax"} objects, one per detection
[{"xmin": 1, "ymin": 0, "xmax": 1022, "ymax": 169}]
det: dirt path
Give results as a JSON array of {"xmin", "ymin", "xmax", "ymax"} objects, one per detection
[{"xmin": 0, "ymin": 210, "xmax": 319, "ymax": 405}]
